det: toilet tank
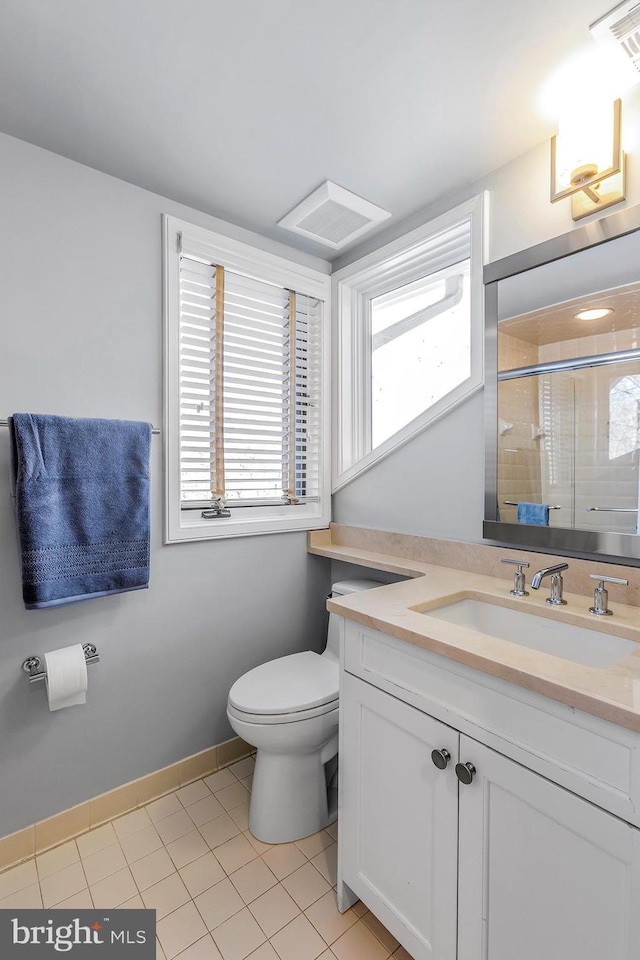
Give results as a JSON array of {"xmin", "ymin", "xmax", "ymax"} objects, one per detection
[{"xmin": 323, "ymin": 579, "xmax": 382, "ymax": 661}]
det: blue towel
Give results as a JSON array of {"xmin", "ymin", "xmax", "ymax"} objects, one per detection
[
  {"xmin": 9, "ymin": 414, "xmax": 151, "ymax": 609},
  {"xmin": 517, "ymin": 502, "xmax": 550, "ymax": 526}
]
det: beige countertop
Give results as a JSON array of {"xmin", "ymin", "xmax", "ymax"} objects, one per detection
[{"xmin": 310, "ymin": 527, "xmax": 640, "ymax": 733}]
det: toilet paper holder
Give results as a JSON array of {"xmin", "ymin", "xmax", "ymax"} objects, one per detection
[{"xmin": 22, "ymin": 644, "xmax": 100, "ymax": 683}]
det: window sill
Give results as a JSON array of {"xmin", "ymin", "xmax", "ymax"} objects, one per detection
[{"xmin": 165, "ymin": 503, "xmax": 331, "ymax": 543}]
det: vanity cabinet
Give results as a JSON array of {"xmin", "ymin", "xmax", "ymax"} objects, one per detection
[{"xmin": 338, "ymin": 621, "xmax": 640, "ymax": 960}]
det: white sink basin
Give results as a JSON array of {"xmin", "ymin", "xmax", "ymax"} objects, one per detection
[{"xmin": 421, "ymin": 598, "xmax": 638, "ymax": 668}]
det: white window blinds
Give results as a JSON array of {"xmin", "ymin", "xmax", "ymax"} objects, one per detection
[{"xmin": 179, "ymin": 255, "xmax": 321, "ymax": 509}]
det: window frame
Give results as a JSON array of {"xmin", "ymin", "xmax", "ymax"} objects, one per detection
[
  {"xmin": 331, "ymin": 194, "xmax": 487, "ymax": 491},
  {"xmin": 163, "ymin": 215, "xmax": 331, "ymax": 543}
]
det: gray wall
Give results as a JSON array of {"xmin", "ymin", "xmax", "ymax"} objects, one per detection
[
  {"xmin": 0, "ymin": 133, "xmax": 332, "ymax": 837},
  {"xmin": 333, "ymin": 395, "xmax": 485, "ymax": 541}
]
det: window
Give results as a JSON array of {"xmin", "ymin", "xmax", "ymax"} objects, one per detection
[
  {"xmin": 332, "ymin": 195, "xmax": 485, "ymax": 490},
  {"xmin": 164, "ymin": 217, "xmax": 331, "ymax": 542}
]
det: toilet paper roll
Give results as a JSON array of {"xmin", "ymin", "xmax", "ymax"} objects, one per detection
[{"xmin": 44, "ymin": 644, "xmax": 88, "ymax": 711}]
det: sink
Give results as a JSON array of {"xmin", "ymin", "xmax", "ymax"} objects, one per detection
[{"xmin": 420, "ymin": 598, "xmax": 638, "ymax": 668}]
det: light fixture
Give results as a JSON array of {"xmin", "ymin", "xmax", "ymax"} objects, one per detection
[
  {"xmin": 574, "ymin": 307, "xmax": 614, "ymax": 320},
  {"xmin": 550, "ymin": 98, "xmax": 625, "ymax": 221}
]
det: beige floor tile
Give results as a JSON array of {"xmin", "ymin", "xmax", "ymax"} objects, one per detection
[
  {"xmin": 304, "ymin": 890, "xmax": 359, "ymax": 944},
  {"xmin": 0, "ymin": 859, "xmax": 38, "ymax": 900},
  {"xmin": 120, "ymin": 825, "xmax": 164, "ymax": 864},
  {"xmin": 317, "ymin": 952, "xmax": 339, "ymax": 960},
  {"xmin": 166, "ymin": 830, "xmax": 210, "ymax": 870},
  {"xmin": 82, "ymin": 842, "xmax": 127, "ymax": 885},
  {"xmin": 155, "ymin": 810, "xmax": 197, "ymax": 845},
  {"xmin": 119, "ymin": 894, "xmax": 145, "ymax": 908},
  {"xmin": 269, "ymin": 914, "xmax": 326, "ymax": 960},
  {"xmin": 77, "ymin": 823, "xmax": 118, "ymax": 859},
  {"xmin": 361, "ymin": 912, "xmax": 399, "ymax": 953},
  {"xmin": 243, "ymin": 832, "xmax": 272, "ymax": 856},
  {"xmin": 295, "ymin": 830, "xmax": 334, "ymax": 860},
  {"xmin": 175, "ymin": 780, "xmax": 212, "ymax": 808},
  {"xmin": 147, "ymin": 793, "xmax": 184, "ymax": 823},
  {"xmin": 157, "ymin": 901, "xmax": 208, "ymax": 960},
  {"xmin": 199, "ymin": 814, "xmax": 241, "ymax": 850},
  {"xmin": 248, "ymin": 884, "xmax": 300, "ymax": 938},
  {"xmin": 157, "ymin": 937, "xmax": 167, "ymax": 960},
  {"xmin": 391, "ymin": 947, "xmax": 414, "ymax": 959},
  {"xmin": 195, "ymin": 877, "xmax": 244, "ymax": 931},
  {"xmin": 229, "ymin": 858, "xmax": 277, "ymax": 904},
  {"xmin": 282, "ymin": 862, "xmax": 331, "ymax": 911},
  {"xmin": 332, "ymin": 920, "xmax": 391, "ymax": 960},
  {"xmin": 113, "ymin": 807, "xmax": 153, "ymax": 839},
  {"xmin": 215, "ymin": 783, "xmax": 250, "ymax": 812},
  {"xmin": 91, "ymin": 866, "xmax": 138, "ymax": 908},
  {"xmin": 351, "ymin": 901, "xmax": 367, "ymax": 918},
  {"xmin": 213, "ymin": 834, "xmax": 258, "ymax": 875},
  {"xmin": 56, "ymin": 888, "xmax": 94, "ymax": 908},
  {"xmin": 187, "ymin": 795, "xmax": 225, "ymax": 827},
  {"xmin": 130, "ymin": 848, "xmax": 176, "ymax": 891},
  {"xmin": 212, "ymin": 907, "xmax": 266, "ymax": 960},
  {"xmin": 228, "ymin": 804, "xmax": 249, "ymax": 833},
  {"xmin": 142, "ymin": 872, "xmax": 191, "ymax": 920},
  {"xmin": 310, "ymin": 843, "xmax": 337, "ymax": 886},
  {"xmin": 179, "ymin": 853, "xmax": 226, "ymax": 898},
  {"xmin": 241, "ymin": 776, "xmax": 253, "ymax": 792},
  {"xmin": 0, "ymin": 882, "xmax": 43, "ymax": 908},
  {"xmin": 325, "ymin": 822, "xmax": 338, "ymax": 842},
  {"xmin": 175, "ymin": 934, "xmax": 224, "ymax": 960},
  {"xmin": 36, "ymin": 839, "xmax": 80, "ymax": 880},
  {"xmin": 41, "ymin": 861, "xmax": 87, "ymax": 907},
  {"xmin": 229, "ymin": 757, "xmax": 255, "ymax": 781},
  {"xmin": 261, "ymin": 843, "xmax": 306, "ymax": 880},
  {"xmin": 204, "ymin": 770, "xmax": 237, "ymax": 794},
  {"xmin": 245, "ymin": 944, "xmax": 279, "ymax": 960}
]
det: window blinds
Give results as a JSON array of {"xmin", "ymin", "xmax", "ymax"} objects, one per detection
[{"xmin": 178, "ymin": 255, "xmax": 321, "ymax": 508}]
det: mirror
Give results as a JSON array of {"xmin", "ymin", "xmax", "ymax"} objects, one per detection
[{"xmin": 484, "ymin": 205, "xmax": 640, "ymax": 563}]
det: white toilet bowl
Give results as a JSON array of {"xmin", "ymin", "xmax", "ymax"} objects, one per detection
[{"xmin": 226, "ymin": 580, "xmax": 381, "ymax": 843}]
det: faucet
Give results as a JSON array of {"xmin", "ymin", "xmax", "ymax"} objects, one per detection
[{"xmin": 530, "ymin": 563, "xmax": 568, "ymax": 605}]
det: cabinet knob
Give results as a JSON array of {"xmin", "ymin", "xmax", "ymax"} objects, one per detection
[
  {"xmin": 455, "ymin": 761, "xmax": 476, "ymax": 785},
  {"xmin": 431, "ymin": 748, "xmax": 451, "ymax": 770}
]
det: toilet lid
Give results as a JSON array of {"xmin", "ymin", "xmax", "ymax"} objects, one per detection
[{"xmin": 228, "ymin": 652, "xmax": 339, "ymax": 715}]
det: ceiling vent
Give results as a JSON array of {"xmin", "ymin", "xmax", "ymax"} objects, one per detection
[
  {"xmin": 277, "ymin": 181, "xmax": 391, "ymax": 250},
  {"xmin": 591, "ymin": 1, "xmax": 640, "ymax": 74}
]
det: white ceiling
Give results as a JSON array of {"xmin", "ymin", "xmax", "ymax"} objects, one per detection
[{"xmin": 0, "ymin": 0, "xmax": 616, "ymax": 259}]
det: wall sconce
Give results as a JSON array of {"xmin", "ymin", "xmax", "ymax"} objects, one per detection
[{"xmin": 550, "ymin": 98, "xmax": 625, "ymax": 221}]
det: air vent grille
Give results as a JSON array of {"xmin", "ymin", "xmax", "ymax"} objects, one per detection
[
  {"xmin": 591, "ymin": 1, "xmax": 640, "ymax": 74},
  {"xmin": 278, "ymin": 181, "xmax": 391, "ymax": 250},
  {"xmin": 296, "ymin": 201, "xmax": 371, "ymax": 244}
]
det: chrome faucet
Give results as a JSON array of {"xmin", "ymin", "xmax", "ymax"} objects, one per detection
[{"xmin": 530, "ymin": 563, "xmax": 568, "ymax": 605}]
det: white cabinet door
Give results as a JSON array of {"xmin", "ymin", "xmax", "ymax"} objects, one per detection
[
  {"xmin": 457, "ymin": 736, "xmax": 640, "ymax": 960},
  {"xmin": 340, "ymin": 672, "xmax": 459, "ymax": 960}
]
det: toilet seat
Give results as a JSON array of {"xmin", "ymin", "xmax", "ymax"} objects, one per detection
[
  {"xmin": 228, "ymin": 651, "xmax": 338, "ymax": 721},
  {"xmin": 227, "ymin": 699, "xmax": 338, "ymax": 725}
]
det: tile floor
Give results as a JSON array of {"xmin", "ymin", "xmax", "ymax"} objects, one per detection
[{"xmin": 0, "ymin": 756, "xmax": 413, "ymax": 960}]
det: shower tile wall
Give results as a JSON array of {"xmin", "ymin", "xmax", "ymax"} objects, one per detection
[{"xmin": 497, "ymin": 333, "xmax": 542, "ymax": 524}]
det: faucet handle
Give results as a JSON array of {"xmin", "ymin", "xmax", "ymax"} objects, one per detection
[
  {"xmin": 501, "ymin": 558, "xmax": 530, "ymax": 597},
  {"xmin": 589, "ymin": 574, "xmax": 629, "ymax": 616}
]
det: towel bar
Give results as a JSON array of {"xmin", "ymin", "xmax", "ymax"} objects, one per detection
[
  {"xmin": 503, "ymin": 501, "xmax": 561, "ymax": 509},
  {"xmin": 0, "ymin": 419, "xmax": 160, "ymax": 435},
  {"xmin": 22, "ymin": 643, "xmax": 100, "ymax": 683}
]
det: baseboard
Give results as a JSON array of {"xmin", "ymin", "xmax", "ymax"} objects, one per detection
[{"xmin": 0, "ymin": 736, "xmax": 252, "ymax": 873}]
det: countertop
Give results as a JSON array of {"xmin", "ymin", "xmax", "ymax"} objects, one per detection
[{"xmin": 310, "ymin": 528, "xmax": 640, "ymax": 732}]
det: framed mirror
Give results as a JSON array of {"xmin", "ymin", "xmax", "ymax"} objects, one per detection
[{"xmin": 484, "ymin": 204, "xmax": 640, "ymax": 563}]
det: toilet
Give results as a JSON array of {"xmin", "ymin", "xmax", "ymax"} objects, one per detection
[{"xmin": 226, "ymin": 579, "xmax": 381, "ymax": 843}]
